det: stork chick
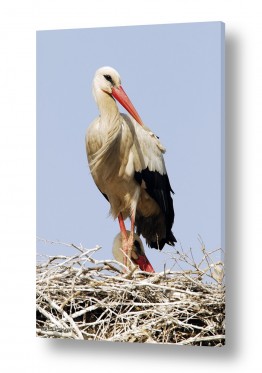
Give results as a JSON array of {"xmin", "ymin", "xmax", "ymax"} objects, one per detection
[{"xmin": 113, "ymin": 231, "xmax": 155, "ymax": 272}]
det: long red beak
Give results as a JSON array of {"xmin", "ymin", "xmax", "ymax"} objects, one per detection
[
  {"xmin": 133, "ymin": 254, "xmax": 155, "ymax": 273},
  {"xmin": 112, "ymin": 86, "xmax": 143, "ymax": 126}
]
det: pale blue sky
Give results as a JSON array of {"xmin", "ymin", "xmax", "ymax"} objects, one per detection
[{"xmin": 36, "ymin": 22, "xmax": 224, "ymax": 271}]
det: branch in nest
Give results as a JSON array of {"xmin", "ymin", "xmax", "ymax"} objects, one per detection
[{"xmin": 36, "ymin": 239, "xmax": 225, "ymax": 345}]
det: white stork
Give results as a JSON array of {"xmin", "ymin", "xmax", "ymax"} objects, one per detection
[
  {"xmin": 86, "ymin": 66, "xmax": 176, "ymax": 271},
  {"xmin": 113, "ymin": 231, "xmax": 155, "ymax": 272}
]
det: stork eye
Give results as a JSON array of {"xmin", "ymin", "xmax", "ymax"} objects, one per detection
[{"xmin": 103, "ymin": 74, "xmax": 114, "ymax": 85}]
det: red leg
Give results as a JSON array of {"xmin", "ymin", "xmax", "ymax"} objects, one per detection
[
  {"xmin": 118, "ymin": 213, "xmax": 128, "ymax": 240},
  {"xmin": 118, "ymin": 212, "xmax": 137, "ymax": 271},
  {"xmin": 128, "ymin": 210, "xmax": 136, "ymax": 248},
  {"xmin": 118, "ymin": 213, "xmax": 129, "ymax": 269}
]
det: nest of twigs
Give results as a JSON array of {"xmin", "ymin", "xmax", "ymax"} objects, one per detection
[{"xmin": 36, "ymin": 239, "xmax": 225, "ymax": 346}]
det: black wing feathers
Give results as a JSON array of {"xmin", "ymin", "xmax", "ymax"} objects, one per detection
[{"xmin": 134, "ymin": 167, "xmax": 176, "ymax": 249}]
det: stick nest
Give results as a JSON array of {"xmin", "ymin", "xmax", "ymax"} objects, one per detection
[{"xmin": 36, "ymin": 240, "xmax": 225, "ymax": 346}]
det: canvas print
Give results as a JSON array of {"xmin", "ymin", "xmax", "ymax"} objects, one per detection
[{"xmin": 36, "ymin": 22, "xmax": 225, "ymax": 345}]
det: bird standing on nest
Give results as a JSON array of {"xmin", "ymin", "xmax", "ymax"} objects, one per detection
[{"xmin": 86, "ymin": 66, "xmax": 176, "ymax": 271}]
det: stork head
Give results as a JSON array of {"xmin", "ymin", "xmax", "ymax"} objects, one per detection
[
  {"xmin": 112, "ymin": 231, "xmax": 155, "ymax": 273},
  {"xmin": 93, "ymin": 66, "xmax": 121, "ymax": 95},
  {"xmin": 92, "ymin": 66, "xmax": 143, "ymax": 126}
]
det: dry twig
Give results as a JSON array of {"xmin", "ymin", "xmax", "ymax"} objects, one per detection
[{"xmin": 36, "ymin": 239, "xmax": 225, "ymax": 345}]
